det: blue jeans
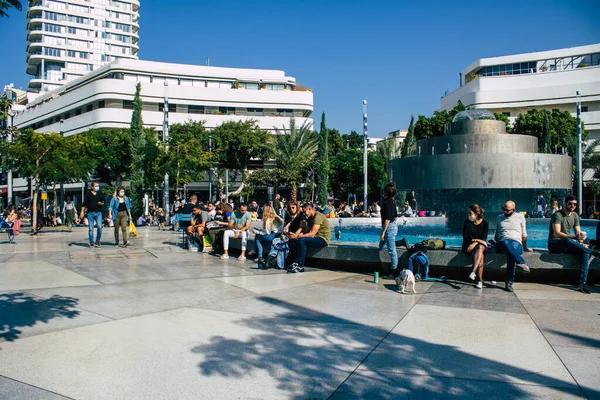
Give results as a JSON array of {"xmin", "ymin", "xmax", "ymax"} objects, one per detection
[
  {"xmin": 87, "ymin": 212, "xmax": 103, "ymax": 245},
  {"xmin": 379, "ymin": 221, "xmax": 398, "ymax": 270},
  {"xmin": 496, "ymin": 239, "xmax": 525, "ymax": 284},
  {"xmin": 548, "ymin": 237, "xmax": 592, "ymax": 285},
  {"xmin": 254, "ymin": 232, "xmax": 276, "ymax": 256},
  {"xmin": 288, "ymin": 237, "xmax": 328, "ymax": 267}
]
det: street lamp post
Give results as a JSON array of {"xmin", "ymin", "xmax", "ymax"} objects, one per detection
[
  {"xmin": 209, "ymin": 135, "xmax": 213, "ymax": 202},
  {"xmin": 577, "ymin": 90, "xmax": 583, "ymax": 215},
  {"xmin": 362, "ymin": 100, "xmax": 368, "ymax": 212},
  {"xmin": 7, "ymin": 113, "xmax": 14, "ymax": 206},
  {"xmin": 59, "ymin": 119, "xmax": 64, "ymax": 209},
  {"xmin": 163, "ymin": 82, "xmax": 170, "ymax": 213}
]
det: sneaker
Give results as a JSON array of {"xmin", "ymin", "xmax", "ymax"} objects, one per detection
[
  {"xmin": 238, "ymin": 255, "xmax": 246, "ymax": 261},
  {"xmin": 115, "ymin": 242, "xmax": 119, "ymax": 247},
  {"xmin": 285, "ymin": 262, "xmax": 297, "ymax": 271},
  {"xmin": 469, "ymin": 272, "xmax": 476, "ymax": 281},
  {"xmin": 505, "ymin": 282, "xmax": 514, "ymax": 292},
  {"xmin": 516, "ymin": 263, "xmax": 530, "ymax": 273},
  {"xmin": 89, "ymin": 243, "xmax": 95, "ymax": 248},
  {"xmin": 577, "ymin": 284, "xmax": 591, "ymax": 294},
  {"xmin": 123, "ymin": 241, "xmax": 130, "ymax": 248},
  {"xmin": 476, "ymin": 281, "xmax": 483, "ymax": 289},
  {"xmin": 288, "ymin": 264, "xmax": 305, "ymax": 274},
  {"xmin": 220, "ymin": 254, "xmax": 230, "ymax": 260},
  {"xmin": 94, "ymin": 241, "xmax": 101, "ymax": 248},
  {"xmin": 257, "ymin": 257, "xmax": 265, "ymax": 265}
]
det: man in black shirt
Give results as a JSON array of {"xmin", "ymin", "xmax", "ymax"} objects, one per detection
[{"xmin": 79, "ymin": 182, "xmax": 105, "ymax": 247}]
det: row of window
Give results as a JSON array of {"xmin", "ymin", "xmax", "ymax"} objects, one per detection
[
  {"xmin": 44, "ymin": 11, "xmax": 89, "ymax": 24},
  {"xmin": 44, "ymin": 47, "xmax": 88, "ymax": 59},
  {"xmin": 26, "ymin": 100, "xmax": 303, "ymax": 130}
]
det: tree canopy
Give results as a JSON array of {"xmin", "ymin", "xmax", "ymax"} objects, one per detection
[{"xmin": 0, "ymin": 0, "xmax": 22, "ymax": 18}]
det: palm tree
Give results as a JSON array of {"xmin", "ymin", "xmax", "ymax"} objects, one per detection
[
  {"xmin": 376, "ymin": 137, "xmax": 402, "ymax": 181},
  {"xmin": 0, "ymin": 0, "xmax": 22, "ymax": 18},
  {"xmin": 274, "ymin": 118, "xmax": 318, "ymax": 202}
]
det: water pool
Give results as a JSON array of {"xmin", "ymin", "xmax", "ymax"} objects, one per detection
[{"xmin": 331, "ymin": 220, "xmax": 597, "ymax": 249}]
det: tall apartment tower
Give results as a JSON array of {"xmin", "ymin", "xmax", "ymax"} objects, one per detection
[{"xmin": 26, "ymin": 0, "xmax": 140, "ymax": 93}]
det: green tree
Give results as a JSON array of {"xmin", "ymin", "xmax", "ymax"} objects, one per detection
[
  {"xmin": 327, "ymin": 128, "xmax": 344, "ymax": 158},
  {"xmin": 401, "ymin": 115, "xmax": 415, "ymax": 157},
  {"xmin": 0, "ymin": 129, "xmax": 94, "ymax": 231},
  {"xmin": 343, "ymin": 130, "xmax": 364, "ymax": 150},
  {"xmin": 0, "ymin": 0, "xmax": 22, "ymax": 18},
  {"xmin": 316, "ymin": 112, "xmax": 329, "ymax": 205},
  {"xmin": 84, "ymin": 128, "xmax": 132, "ymax": 186},
  {"xmin": 368, "ymin": 150, "xmax": 387, "ymax": 201},
  {"xmin": 211, "ymin": 120, "xmax": 272, "ymax": 200},
  {"xmin": 129, "ymin": 82, "xmax": 145, "ymax": 217},
  {"xmin": 376, "ymin": 137, "xmax": 402, "ymax": 182},
  {"xmin": 330, "ymin": 148, "xmax": 362, "ymax": 201},
  {"xmin": 414, "ymin": 101, "xmax": 466, "ymax": 140},
  {"xmin": 161, "ymin": 121, "xmax": 210, "ymax": 194}
]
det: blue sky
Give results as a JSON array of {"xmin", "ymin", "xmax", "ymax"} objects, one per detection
[{"xmin": 1, "ymin": 0, "xmax": 599, "ymax": 137}]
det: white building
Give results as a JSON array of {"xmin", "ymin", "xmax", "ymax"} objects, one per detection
[
  {"xmin": 26, "ymin": 0, "xmax": 140, "ymax": 93},
  {"xmin": 440, "ymin": 43, "xmax": 600, "ymax": 140},
  {"xmin": 5, "ymin": 59, "xmax": 314, "ymax": 202}
]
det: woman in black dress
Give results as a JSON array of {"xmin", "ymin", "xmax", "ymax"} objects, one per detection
[{"xmin": 462, "ymin": 204, "xmax": 488, "ymax": 289}]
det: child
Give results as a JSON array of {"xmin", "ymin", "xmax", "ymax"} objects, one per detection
[{"xmin": 157, "ymin": 208, "xmax": 166, "ymax": 231}]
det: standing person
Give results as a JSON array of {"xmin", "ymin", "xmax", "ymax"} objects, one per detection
[
  {"xmin": 220, "ymin": 203, "xmax": 252, "ymax": 261},
  {"xmin": 287, "ymin": 203, "xmax": 330, "ymax": 273},
  {"xmin": 108, "ymin": 186, "xmax": 132, "ymax": 247},
  {"xmin": 80, "ymin": 182, "xmax": 105, "ymax": 248},
  {"xmin": 547, "ymin": 195, "xmax": 593, "ymax": 294},
  {"xmin": 541, "ymin": 195, "xmax": 547, "ymax": 217},
  {"xmin": 380, "ymin": 182, "xmax": 399, "ymax": 279},
  {"xmin": 62, "ymin": 196, "xmax": 77, "ymax": 232},
  {"xmin": 462, "ymin": 204, "xmax": 489, "ymax": 289},
  {"xmin": 228, "ymin": 197, "xmax": 236, "ymax": 211},
  {"xmin": 495, "ymin": 200, "xmax": 532, "ymax": 292},
  {"xmin": 274, "ymin": 194, "xmax": 282, "ymax": 216},
  {"xmin": 248, "ymin": 205, "xmax": 283, "ymax": 262}
]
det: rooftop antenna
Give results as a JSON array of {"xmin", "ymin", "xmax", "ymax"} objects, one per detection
[{"xmin": 206, "ymin": 57, "xmax": 210, "ymax": 67}]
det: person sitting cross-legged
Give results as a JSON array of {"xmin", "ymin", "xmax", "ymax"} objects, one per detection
[
  {"xmin": 221, "ymin": 203, "xmax": 252, "ymax": 261},
  {"xmin": 287, "ymin": 203, "xmax": 330, "ymax": 273},
  {"xmin": 547, "ymin": 194, "xmax": 593, "ymax": 294}
]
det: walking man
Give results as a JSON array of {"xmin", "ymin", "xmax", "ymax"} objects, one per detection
[
  {"xmin": 495, "ymin": 200, "xmax": 532, "ymax": 292},
  {"xmin": 547, "ymin": 195, "xmax": 592, "ymax": 294},
  {"xmin": 80, "ymin": 182, "xmax": 105, "ymax": 248}
]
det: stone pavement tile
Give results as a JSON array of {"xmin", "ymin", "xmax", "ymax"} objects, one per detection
[
  {"xmin": 553, "ymin": 346, "xmax": 600, "ymax": 399},
  {"xmin": 0, "ymin": 307, "xmax": 385, "ymax": 400},
  {"xmin": 0, "ymin": 254, "xmax": 15, "ymax": 262},
  {"xmin": 514, "ymin": 283, "xmax": 600, "ymax": 301},
  {"xmin": 0, "ymin": 376, "xmax": 71, "ymax": 400},
  {"xmin": 214, "ymin": 270, "xmax": 357, "ymax": 294},
  {"xmin": 360, "ymin": 304, "xmax": 578, "ymax": 390},
  {"xmin": 520, "ymin": 299, "xmax": 600, "ymax": 348},
  {"xmin": 318, "ymin": 273, "xmax": 435, "ymax": 293},
  {"xmin": 198, "ymin": 283, "xmax": 420, "ymax": 329},
  {"xmin": 0, "ymin": 261, "xmax": 100, "ymax": 291},
  {"xmin": 56, "ymin": 263, "xmax": 167, "ymax": 285},
  {"xmin": 329, "ymin": 370, "xmax": 587, "ymax": 399},
  {"xmin": 0, "ymin": 291, "xmax": 111, "ymax": 344},
  {"xmin": 417, "ymin": 281, "xmax": 527, "ymax": 314},
  {"xmin": 27, "ymin": 278, "xmax": 254, "ymax": 319},
  {"xmin": 139, "ymin": 258, "xmax": 259, "ymax": 281}
]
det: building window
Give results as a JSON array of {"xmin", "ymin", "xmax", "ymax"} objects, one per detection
[
  {"xmin": 276, "ymin": 109, "xmax": 294, "ymax": 117},
  {"xmin": 98, "ymin": 100, "xmax": 105, "ymax": 108},
  {"xmin": 219, "ymin": 107, "xmax": 235, "ymax": 115},
  {"xmin": 75, "ymin": 108, "xmax": 82, "ymax": 116},
  {"xmin": 123, "ymin": 100, "xmax": 133, "ymax": 110},
  {"xmin": 502, "ymin": 112, "xmax": 511, "ymax": 117},
  {"xmin": 158, "ymin": 103, "xmax": 176, "ymax": 113},
  {"xmin": 44, "ymin": 47, "xmax": 61, "ymax": 57},
  {"xmin": 188, "ymin": 105, "xmax": 204, "ymax": 114},
  {"xmin": 241, "ymin": 82, "xmax": 259, "ymax": 90},
  {"xmin": 581, "ymin": 106, "xmax": 589, "ymax": 113},
  {"xmin": 68, "ymin": 27, "xmax": 76, "ymax": 34},
  {"xmin": 79, "ymin": 52, "xmax": 88, "ymax": 59},
  {"xmin": 86, "ymin": 104, "xmax": 93, "ymax": 112},
  {"xmin": 44, "ymin": 23, "xmax": 62, "ymax": 33},
  {"xmin": 67, "ymin": 50, "xmax": 76, "ymax": 58},
  {"xmin": 247, "ymin": 108, "xmax": 263, "ymax": 116}
]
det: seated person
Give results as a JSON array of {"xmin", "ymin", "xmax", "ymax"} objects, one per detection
[
  {"xmin": 321, "ymin": 201, "xmax": 333, "ymax": 217},
  {"xmin": 287, "ymin": 203, "xmax": 330, "ymax": 273},
  {"xmin": 462, "ymin": 204, "xmax": 488, "ymax": 289},
  {"xmin": 221, "ymin": 203, "xmax": 252, "ymax": 261},
  {"xmin": 206, "ymin": 202, "xmax": 217, "ymax": 221},
  {"xmin": 283, "ymin": 202, "xmax": 307, "ymax": 237},
  {"xmin": 186, "ymin": 205, "xmax": 205, "ymax": 251},
  {"xmin": 401, "ymin": 201, "xmax": 413, "ymax": 217},
  {"xmin": 248, "ymin": 205, "xmax": 283, "ymax": 262},
  {"xmin": 370, "ymin": 201, "xmax": 381, "ymax": 218},
  {"xmin": 337, "ymin": 202, "xmax": 352, "ymax": 218},
  {"xmin": 547, "ymin": 195, "xmax": 592, "ymax": 294}
]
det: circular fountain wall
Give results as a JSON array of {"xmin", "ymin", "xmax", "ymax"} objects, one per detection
[{"xmin": 392, "ymin": 110, "xmax": 572, "ymax": 228}]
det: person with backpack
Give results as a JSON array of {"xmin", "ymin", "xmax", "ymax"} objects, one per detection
[
  {"xmin": 380, "ymin": 182, "xmax": 399, "ymax": 279},
  {"xmin": 462, "ymin": 204, "xmax": 489, "ymax": 289}
]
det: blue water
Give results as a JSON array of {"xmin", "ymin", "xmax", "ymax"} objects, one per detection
[{"xmin": 332, "ymin": 222, "xmax": 596, "ymax": 249}]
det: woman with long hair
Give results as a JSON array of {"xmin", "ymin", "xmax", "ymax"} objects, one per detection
[
  {"xmin": 462, "ymin": 204, "xmax": 489, "ymax": 289},
  {"xmin": 248, "ymin": 204, "xmax": 283, "ymax": 262},
  {"xmin": 108, "ymin": 186, "xmax": 132, "ymax": 247},
  {"xmin": 380, "ymin": 182, "xmax": 399, "ymax": 279},
  {"xmin": 62, "ymin": 196, "xmax": 77, "ymax": 232}
]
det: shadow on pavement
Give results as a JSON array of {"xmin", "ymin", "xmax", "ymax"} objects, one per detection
[
  {"xmin": 0, "ymin": 292, "xmax": 80, "ymax": 345},
  {"xmin": 191, "ymin": 297, "xmax": 586, "ymax": 399}
]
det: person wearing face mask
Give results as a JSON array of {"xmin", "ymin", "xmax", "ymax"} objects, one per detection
[
  {"xmin": 108, "ymin": 186, "xmax": 132, "ymax": 247},
  {"xmin": 80, "ymin": 182, "xmax": 105, "ymax": 247},
  {"xmin": 494, "ymin": 200, "xmax": 532, "ymax": 292},
  {"xmin": 462, "ymin": 204, "xmax": 489, "ymax": 289}
]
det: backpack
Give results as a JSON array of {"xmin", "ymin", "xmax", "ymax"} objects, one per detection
[
  {"xmin": 267, "ymin": 237, "xmax": 289, "ymax": 269},
  {"xmin": 420, "ymin": 238, "xmax": 446, "ymax": 250}
]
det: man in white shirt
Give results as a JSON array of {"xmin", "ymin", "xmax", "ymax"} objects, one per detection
[{"xmin": 495, "ymin": 200, "xmax": 532, "ymax": 292}]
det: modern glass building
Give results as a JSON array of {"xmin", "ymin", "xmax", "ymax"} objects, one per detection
[{"xmin": 26, "ymin": 0, "xmax": 140, "ymax": 93}]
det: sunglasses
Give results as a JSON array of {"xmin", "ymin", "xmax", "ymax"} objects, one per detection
[{"xmin": 568, "ymin": 202, "xmax": 578, "ymax": 206}]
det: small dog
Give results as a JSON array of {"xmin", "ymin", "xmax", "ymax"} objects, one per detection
[{"xmin": 396, "ymin": 268, "xmax": 416, "ymax": 294}]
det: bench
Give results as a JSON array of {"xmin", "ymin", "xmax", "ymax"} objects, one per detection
[
  {"xmin": 0, "ymin": 219, "xmax": 20, "ymax": 244},
  {"xmin": 174, "ymin": 214, "xmax": 192, "ymax": 247}
]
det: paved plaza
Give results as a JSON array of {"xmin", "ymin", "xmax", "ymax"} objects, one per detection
[{"xmin": 0, "ymin": 227, "xmax": 598, "ymax": 399}]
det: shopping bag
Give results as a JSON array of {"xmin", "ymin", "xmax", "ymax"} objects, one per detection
[
  {"xmin": 129, "ymin": 221, "xmax": 139, "ymax": 238},
  {"xmin": 202, "ymin": 235, "xmax": 213, "ymax": 253}
]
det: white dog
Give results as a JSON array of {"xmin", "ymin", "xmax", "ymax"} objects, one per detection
[{"xmin": 396, "ymin": 268, "xmax": 416, "ymax": 294}]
